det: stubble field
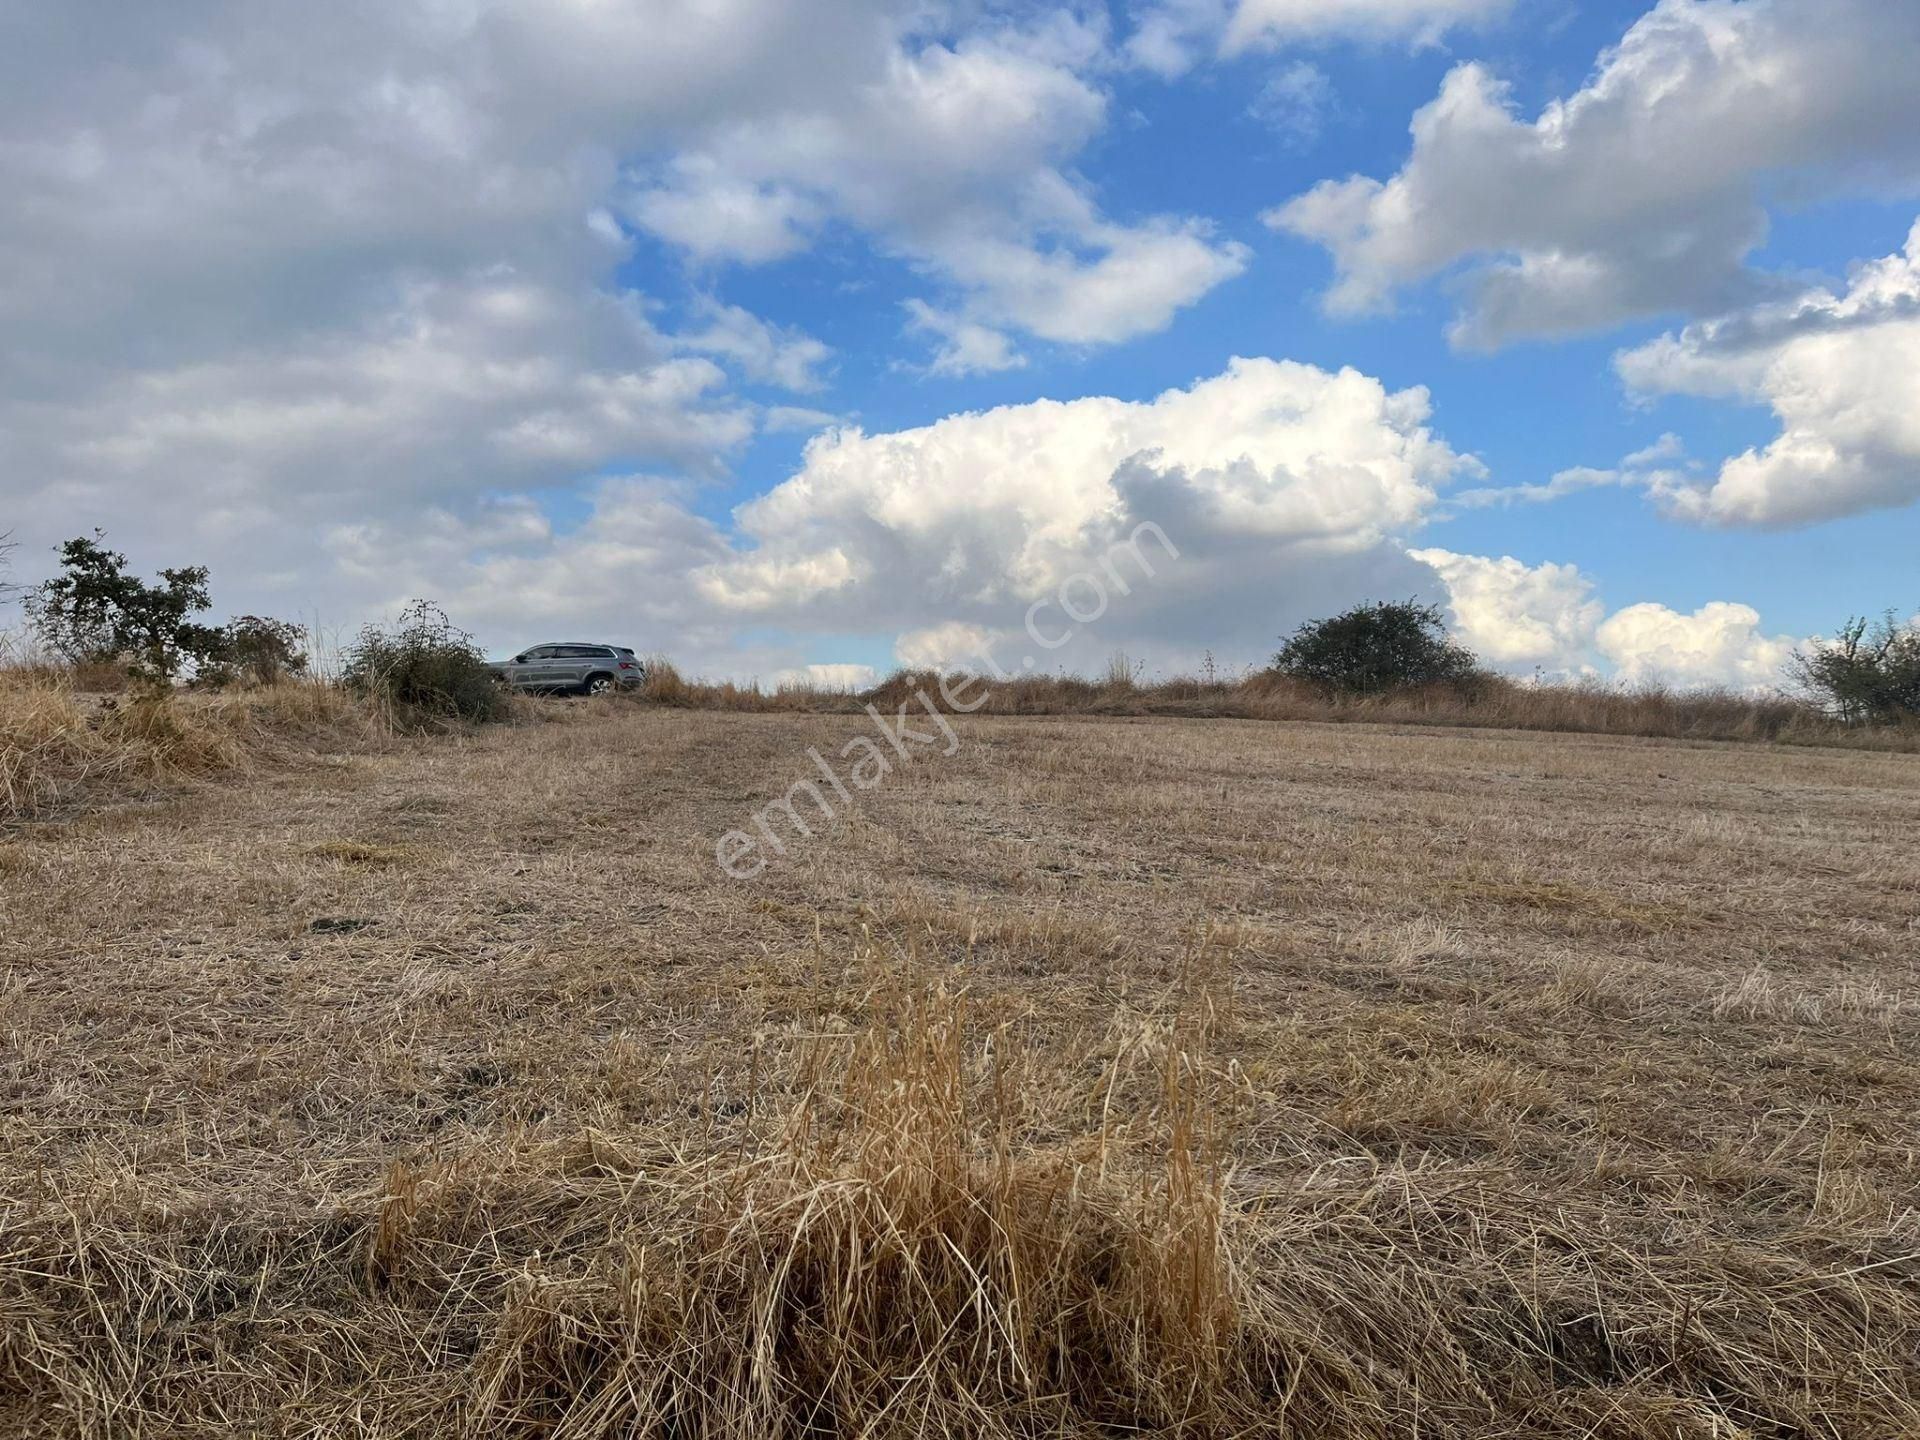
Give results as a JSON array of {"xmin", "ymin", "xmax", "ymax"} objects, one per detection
[{"xmin": 3, "ymin": 704, "xmax": 1917, "ymax": 1437}]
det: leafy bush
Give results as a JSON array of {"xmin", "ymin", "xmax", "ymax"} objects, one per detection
[
  {"xmin": 342, "ymin": 600, "xmax": 505, "ymax": 725},
  {"xmin": 203, "ymin": 615, "xmax": 309, "ymax": 688},
  {"xmin": 1790, "ymin": 613, "xmax": 1920, "ymax": 725},
  {"xmin": 28, "ymin": 531, "xmax": 227, "ymax": 682},
  {"xmin": 1274, "ymin": 599, "xmax": 1480, "ymax": 694}
]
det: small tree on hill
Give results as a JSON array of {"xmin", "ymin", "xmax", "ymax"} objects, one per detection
[
  {"xmin": 1789, "ymin": 613, "xmax": 1920, "ymax": 725},
  {"xmin": 29, "ymin": 531, "xmax": 227, "ymax": 682},
  {"xmin": 1274, "ymin": 599, "xmax": 1479, "ymax": 694}
]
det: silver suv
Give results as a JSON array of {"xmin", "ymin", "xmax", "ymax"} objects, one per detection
[{"xmin": 493, "ymin": 644, "xmax": 646, "ymax": 696}]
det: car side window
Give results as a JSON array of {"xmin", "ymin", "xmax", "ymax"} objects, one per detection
[
  {"xmin": 526, "ymin": 646, "xmax": 556, "ymax": 660},
  {"xmin": 558, "ymin": 645, "xmax": 596, "ymax": 658}
]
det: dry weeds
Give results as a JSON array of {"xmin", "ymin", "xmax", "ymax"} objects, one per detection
[
  {"xmin": 636, "ymin": 661, "xmax": 1920, "ymax": 753},
  {"xmin": 2, "ymin": 705, "xmax": 1917, "ymax": 1436},
  {"xmin": 0, "ymin": 666, "xmax": 380, "ymax": 820}
]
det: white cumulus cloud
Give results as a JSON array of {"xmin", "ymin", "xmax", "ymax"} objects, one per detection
[
  {"xmin": 1615, "ymin": 219, "xmax": 1920, "ymax": 527},
  {"xmin": 1268, "ymin": 0, "xmax": 1920, "ymax": 346},
  {"xmin": 1406, "ymin": 548, "xmax": 1602, "ymax": 668},
  {"xmin": 1414, "ymin": 547, "xmax": 1801, "ymax": 689},
  {"xmin": 1597, "ymin": 602, "xmax": 1798, "ymax": 690},
  {"xmin": 679, "ymin": 299, "xmax": 833, "ymax": 394},
  {"xmin": 698, "ymin": 357, "xmax": 1473, "ymax": 665}
]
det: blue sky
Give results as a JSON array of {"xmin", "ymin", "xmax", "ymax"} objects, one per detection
[{"xmin": 4, "ymin": 0, "xmax": 1918, "ymax": 686}]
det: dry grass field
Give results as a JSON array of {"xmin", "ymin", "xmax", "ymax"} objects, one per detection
[{"xmin": 3, "ymin": 701, "xmax": 1918, "ymax": 1437}]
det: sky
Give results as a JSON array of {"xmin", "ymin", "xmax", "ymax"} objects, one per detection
[{"xmin": 3, "ymin": 0, "xmax": 1917, "ymax": 689}]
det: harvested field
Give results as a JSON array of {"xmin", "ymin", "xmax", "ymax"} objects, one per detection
[{"xmin": 3, "ymin": 703, "xmax": 1918, "ymax": 1436}]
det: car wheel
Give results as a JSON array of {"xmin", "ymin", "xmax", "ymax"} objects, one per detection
[{"xmin": 584, "ymin": 674, "xmax": 615, "ymax": 697}]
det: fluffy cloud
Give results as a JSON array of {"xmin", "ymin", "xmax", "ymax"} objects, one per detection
[
  {"xmin": 0, "ymin": 0, "xmax": 883, "ymax": 623},
  {"xmin": 894, "ymin": 622, "xmax": 1002, "ymax": 669},
  {"xmin": 934, "ymin": 217, "xmax": 1249, "ymax": 348},
  {"xmin": 625, "ymin": 161, "xmax": 822, "ymax": 265},
  {"xmin": 680, "ymin": 300, "xmax": 833, "ymax": 393},
  {"xmin": 0, "ymin": 1, "xmax": 913, "ymax": 385},
  {"xmin": 0, "ymin": 273, "xmax": 753, "ymax": 613},
  {"xmin": 1268, "ymin": 0, "xmax": 1920, "ymax": 346},
  {"xmin": 695, "ymin": 357, "xmax": 1473, "ymax": 668},
  {"xmin": 1597, "ymin": 604, "xmax": 1798, "ymax": 690},
  {"xmin": 626, "ymin": 16, "xmax": 1247, "ymax": 359},
  {"xmin": 1406, "ymin": 549, "xmax": 1602, "ymax": 667},
  {"xmin": 1615, "ymin": 220, "xmax": 1920, "ymax": 527},
  {"xmin": 1127, "ymin": 0, "xmax": 1508, "ymax": 76},
  {"xmin": 1414, "ymin": 547, "xmax": 1799, "ymax": 689}
]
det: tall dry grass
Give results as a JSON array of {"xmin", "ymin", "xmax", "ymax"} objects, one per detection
[
  {"xmin": 5, "ymin": 706, "xmax": 1917, "ymax": 1436},
  {"xmin": 2, "ymin": 976, "xmax": 1288, "ymax": 1436},
  {"xmin": 455, "ymin": 983, "xmax": 1255, "ymax": 1437},
  {"xmin": 637, "ymin": 655, "xmax": 857, "ymax": 712},
  {"xmin": 9, "ymin": 959, "xmax": 1916, "ymax": 1435},
  {"xmin": 0, "ymin": 665, "xmax": 371, "ymax": 818},
  {"xmin": 631, "ymin": 661, "xmax": 1914, "ymax": 751}
]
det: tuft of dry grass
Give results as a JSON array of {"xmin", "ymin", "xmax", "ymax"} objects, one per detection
[
  {"xmin": 0, "ymin": 667, "xmax": 372, "ymax": 818},
  {"xmin": 0, "ymin": 678, "xmax": 97, "ymax": 815},
  {"xmin": 455, "ymin": 984, "xmax": 1254, "ymax": 1437},
  {"xmin": 636, "ymin": 654, "xmax": 862, "ymax": 713},
  {"xmin": 0, "ymin": 970, "xmax": 1276, "ymax": 1437}
]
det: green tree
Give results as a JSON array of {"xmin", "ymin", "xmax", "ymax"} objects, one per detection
[
  {"xmin": 210, "ymin": 615, "xmax": 310, "ymax": 687},
  {"xmin": 28, "ymin": 531, "xmax": 227, "ymax": 681},
  {"xmin": 1789, "ymin": 612, "xmax": 1920, "ymax": 725},
  {"xmin": 1274, "ymin": 599, "xmax": 1480, "ymax": 694}
]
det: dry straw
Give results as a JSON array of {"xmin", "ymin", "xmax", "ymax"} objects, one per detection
[{"xmin": 3, "ymin": 970, "xmax": 1309, "ymax": 1436}]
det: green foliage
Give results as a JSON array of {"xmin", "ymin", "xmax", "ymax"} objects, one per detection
[
  {"xmin": 342, "ymin": 600, "xmax": 506, "ymax": 725},
  {"xmin": 1274, "ymin": 599, "xmax": 1480, "ymax": 694},
  {"xmin": 199, "ymin": 615, "xmax": 310, "ymax": 688},
  {"xmin": 28, "ymin": 531, "xmax": 226, "ymax": 682},
  {"xmin": 1789, "ymin": 613, "xmax": 1920, "ymax": 726}
]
